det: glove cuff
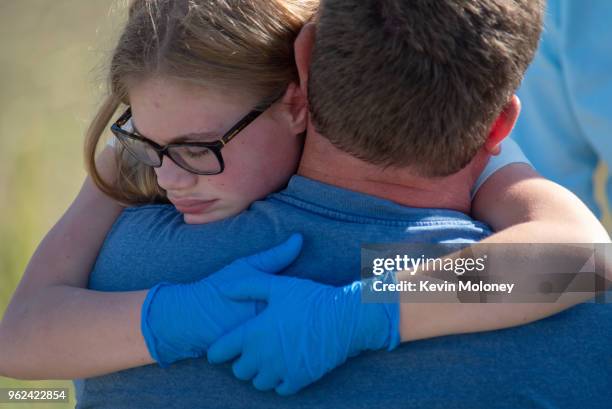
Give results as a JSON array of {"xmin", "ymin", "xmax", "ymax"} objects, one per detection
[
  {"xmin": 141, "ymin": 281, "xmax": 184, "ymax": 368},
  {"xmin": 374, "ymin": 271, "xmax": 401, "ymax": 351},
  {"xmin": 346, "ymin": 271, "xmax": 401, "ymax": 354}
]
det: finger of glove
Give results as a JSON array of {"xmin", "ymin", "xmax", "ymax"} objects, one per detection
[
  {"xmin": 217, "ymin": 271, "xmax": 276, "ymax": 302},
  {"xmin": 244, "ymin": 233, "xmax": 303, "ymax": 273},
  {"xmin": 252, "ymin": 369, "xmax": 282, "ymax": 392},
  {"xmin": 232, "ymin": 354, "xmax": 258, "ymax": 381},
  {"xmin": 208, "ymin": 322, "xmax": 248, "ymax": 364},
  {"xmin": 276, "ymin": 379, "xmax": 304, "ymax": 396}
]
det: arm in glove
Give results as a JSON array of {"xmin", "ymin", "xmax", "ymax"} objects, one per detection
[
  {"xmin": 140, "ymin": 233, "xmax": 303, "ymax": 368},
  {"xmin": 207, "ymin": 270, "xmax": 400, "ymax": 395}
]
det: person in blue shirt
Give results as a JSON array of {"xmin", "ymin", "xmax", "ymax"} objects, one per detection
[
  {"xmin": 0, "ymin": 0, "xmax": 610, "ymax": 408},
  {"xmin": 512, "ymin": 0, "xmax": 612, "ymax": 218}
]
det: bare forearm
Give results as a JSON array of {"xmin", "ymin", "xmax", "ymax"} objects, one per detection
[
  {"xmin": 0, "ymin": 146, "xmax": 148, "ymax": 379},
  {"xmin": 399, "ymin": 296, "xmax": 587, "ymax": 342},
  {"xmin": 472, "ymin": 163, "xmax": 610, "ymax": 243},
  {"xmin": 398, "ymin": 163, "xmax": 612, "ymax": 342},
  {"xmin": 0, "ymin": 285, "xmax": 153, "ymax": 380},
  {"xmin": 397, "ymin": 239, "xmax": 599, "ymax": 342}
]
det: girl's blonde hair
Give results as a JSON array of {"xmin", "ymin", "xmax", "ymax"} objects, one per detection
[{"xmin": 85, "ymin": 0, "xmax": 318, "ymax": 205}]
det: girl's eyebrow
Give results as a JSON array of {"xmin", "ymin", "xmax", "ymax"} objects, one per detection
[{"xmin": 131, "ymin": 118, "xmax": 220, "ymax": 143}]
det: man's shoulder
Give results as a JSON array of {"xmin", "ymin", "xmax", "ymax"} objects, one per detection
[
  {"xmin": 112, "ymin": 203, "xmax": 261, "ymax": 239},
  {"xmin": 114, "ymin": 188, "xmax": 492, "ymax": 243},
  {"xmin": 272, "ymin": 176, "xmax": 493, "ymax": 234}
]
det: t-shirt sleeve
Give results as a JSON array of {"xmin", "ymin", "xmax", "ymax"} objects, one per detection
[{"xmin": 470, "ymin": 137, "xmax": 532, "ymax": 199}]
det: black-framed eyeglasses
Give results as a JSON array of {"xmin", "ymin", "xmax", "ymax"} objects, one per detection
[{"xmin": 110, "ymin": 101, "xmax": 274, "ymax": 175}]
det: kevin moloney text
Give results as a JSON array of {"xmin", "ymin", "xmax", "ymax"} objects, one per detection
[{"xmin": 372, "ymin": 280, "xmax": 516, "ymax": 294}]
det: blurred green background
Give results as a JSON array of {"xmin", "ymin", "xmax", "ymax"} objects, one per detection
[
  {"xmin": 0, "ymin": 1, "xmax": 611, "ymax": 409},
  {"xmin": 0, "ymin": 1, "xmax": 120, "ymax": 407}
]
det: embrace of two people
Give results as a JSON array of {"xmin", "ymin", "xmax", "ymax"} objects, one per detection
[{"xmin": 1, "ymin": 0, "xmax": 611, "ymax": 408}]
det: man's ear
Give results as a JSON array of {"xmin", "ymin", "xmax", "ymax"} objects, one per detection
[
  {"xmin": 294, "ymin": 22, "xmax": 316, "ymax": 97},
  {"xmin": 278, "ymin": 82, "xmax": 308, "ymax": 135},
  {"xmin": 484, "ymin": 95, "xmax": 521, "ymax": 155}
]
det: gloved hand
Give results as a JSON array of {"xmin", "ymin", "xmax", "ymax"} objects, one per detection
[
  {"xmin": 206, "ymin": 269, "xmax": 401, "ymax": 395},
  {"xmin": 140, "ymin": 233, "xmax": 303, "ymax": 368}
]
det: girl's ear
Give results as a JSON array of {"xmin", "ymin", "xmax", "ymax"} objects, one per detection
[{"xmin": 278, "ymin": 82, "xmax": 308, "ymax": 135}]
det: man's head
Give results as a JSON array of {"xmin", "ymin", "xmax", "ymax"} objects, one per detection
[{"xmin": 304, "ymin": 0, "xmax": 543, "ymax": 177}]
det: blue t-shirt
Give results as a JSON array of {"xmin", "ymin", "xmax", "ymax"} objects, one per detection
[{"xmin": 74, "ymin": 176, "xmax": 612, "ymax": 408}]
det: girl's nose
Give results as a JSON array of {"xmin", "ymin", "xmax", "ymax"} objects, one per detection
[{"xmin": 154, "ymin": 156, "xmax": 198, "ymax": 192}]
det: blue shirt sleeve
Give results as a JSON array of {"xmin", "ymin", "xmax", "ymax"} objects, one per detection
[{"xmin": 470, "ymin": 137, "xmax": 532, "ymax": 199}]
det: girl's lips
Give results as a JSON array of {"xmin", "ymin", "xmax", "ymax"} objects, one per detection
[{"xmin": 170, "ymin": 198, "xmax": 218, "ymax": 214}]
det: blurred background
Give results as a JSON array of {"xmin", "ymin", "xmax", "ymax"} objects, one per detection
[
  {"xmin": 0, "ymin": 1, "xmax": 611, "ymax": 409},
  {"xmin": 0, "ymin": 1, "xmax": 120, "ymax": 407}
]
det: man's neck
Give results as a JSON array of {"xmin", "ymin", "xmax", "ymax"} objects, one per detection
[{"xmin": 297, "ymin": 130, "xmax": 480, "ymax": 214}]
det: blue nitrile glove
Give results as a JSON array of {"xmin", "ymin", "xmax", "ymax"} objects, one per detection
[
  {"xmin": 140, "ymin": 234, "xmax": 303, "ymax": 368},
  {"xmin": 206, "ymin": 270, "xmax": 400, "ymax": 395}
]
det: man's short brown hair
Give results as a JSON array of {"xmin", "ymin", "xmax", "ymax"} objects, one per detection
[{"xmin": 308, "ymin": 0, "xmax": 543, "ymax": 176}]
